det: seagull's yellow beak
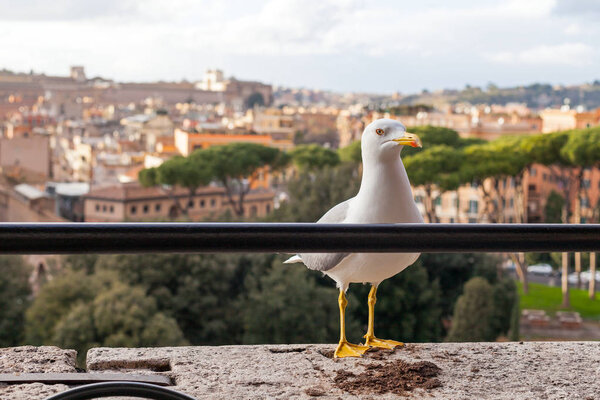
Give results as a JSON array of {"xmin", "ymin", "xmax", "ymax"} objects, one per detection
[{"xmin": 392, "ymin": 132, "xmax": 422, "ymax": 148}]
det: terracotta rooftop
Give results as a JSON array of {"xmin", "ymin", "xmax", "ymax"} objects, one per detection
[
  {"xmin": 84, "ymin": 183, "xmax": 273, "ymax": 202},
  {"xmin": 84, "ymin": 183, "xmax": 221, "ymax": 202}
]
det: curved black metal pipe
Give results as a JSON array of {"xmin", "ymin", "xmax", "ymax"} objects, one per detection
[
  {"xmin": 44, "ymin": 382, "xmax": 197, "ymax": 400},
  {"xmin": 0, "ymin": 222, "xmax": 599, "ymax": 254}
]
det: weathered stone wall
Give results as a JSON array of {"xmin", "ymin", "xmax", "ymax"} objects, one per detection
[{"xmin": 1, "ymin": 342, "xmax": 599, "ymax": 399}]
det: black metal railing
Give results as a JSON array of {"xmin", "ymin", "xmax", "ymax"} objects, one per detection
[{"xmin": 0, "ymin": 223, "xmax": 599, "ymax": 254}]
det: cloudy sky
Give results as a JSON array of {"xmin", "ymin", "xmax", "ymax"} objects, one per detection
[{"xmin": 0, "ymin": 0, "xmax": 598, "ymax": 93}]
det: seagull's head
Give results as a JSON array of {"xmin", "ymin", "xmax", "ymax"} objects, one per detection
[{"xmin": 361, "ymin": 119, "xmax": 422, "ymax": 162}]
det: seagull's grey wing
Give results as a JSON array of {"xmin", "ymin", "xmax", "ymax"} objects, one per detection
[
  {"xmin": 298, "ymin": 198, "xmax": 352, "ymax": 272},
  {"xmin": 316, "ymin": 198, "xmax": 351, "ymax": 224}
]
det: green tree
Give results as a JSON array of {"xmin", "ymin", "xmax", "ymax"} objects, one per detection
[
  {"xmin": 289, "ymin": 144, "xmax": 340, "ymax": 171},
  {"xmin": 459, "ymin": 137, "xmax": 530, "ymax": 223},
  {"xmin": 53, "ymin": 282, "xmax": 186, "ymax": 364},
  {"xmin": 140, "ymin": 143, "xmax": 287, "ymax": 218},
  {"xmin": 200, "ymin": 143, "xmax": 286, "ymax": 216},
  {"xmin": 545, "ymin": 190, "xmax": 565, "ymax": 223},
  {"xmin": 268, "ymin": 163, "xmax": 361, "ymax": 222},
  {"xmin": 0, "ymin": 256, "xmax": 31, "ymax": 346},
  {"xmin": 62, "ymin": 254, "xmax": 99, "ymax": 274},
  {"xmin": 491, "ymin": 278, "xmax": 519, "ymax": 339},
  {"xmin": 95, "ymin": 253, "xmax": 274, "ymax": 345},
  {"xmin": 139, "ymin": 155, "xmax": 212, "ymax": 217},
  {"xmin": 404, "ymin": 145, "xmax": 462, "ymax": 222},
  {"xmin": 243, "ymin": 263, "xmax": 343, "ymax": 344},
  {"xmin": 403, "ymin": 126, "xmax": 461, "ymax": 156},
  {"xmin": 561, "ymin": 127, "xmax": 600, "ymax": 294},
  {"xmin": 522, "ymin": 130, "xmax": 575, "ymax": 306},
  {"xmin": 401, "ymin": 126, "xmax": 484, "ymax": 158},
  {"xmin": 338, "ymin": 140, "xmax": 362, "ymax": 164},
  {"xmin": 446, "ymin": 277, "xmax": 495, "ymax": 342},
  {"xmin": 446, "ymin": 275, "xmax": 518, "ymax": 342},
  {"xmin": 420, "ymin": 253, "xmax": 500, "ymax": 320},
  {"xmin": 457, "ymin": 137, "xmax": 533, "ymax": 293},
  {"xmin": 349, "ymin": 264, "xmax": 443, "ymax": 343},
  {"xmin": 25, "ymin": 270, "xmax": 96, "ymax": 345},
  {"xmin": 27, "ymin": 270, "xmax": 187, "ymax": 364}
]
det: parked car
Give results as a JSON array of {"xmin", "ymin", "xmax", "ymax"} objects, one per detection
[
  {"xmin": 527, "ymin": 263, "xmax": 553, "ymax": 276},
  {"xmin": 567, "ymin": 271, "xmax": 600, "ymax": 285}
]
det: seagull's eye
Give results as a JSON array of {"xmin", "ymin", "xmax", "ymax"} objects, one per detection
[{"xmin": 375, "ymin": 128, "xmax": 384, "ymax": 135}]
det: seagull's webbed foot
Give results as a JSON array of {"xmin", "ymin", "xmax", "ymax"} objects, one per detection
[
  {"xmin": 362, "ymin": 285, "xmax": 404, "ymax": 350},
  {"xmin": 363, "ymin": 335, "xmax": 404, "ymax": 349},
  {"xmin": 335, "ymin": 340, "xmax": 370, "ymax": 358}
]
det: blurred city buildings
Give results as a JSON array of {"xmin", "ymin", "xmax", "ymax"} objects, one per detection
[{"xmin": 1, "ymin": 65, "xmax": 599, "ymax": 223}]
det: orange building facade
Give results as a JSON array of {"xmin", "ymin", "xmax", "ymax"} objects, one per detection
[{"xmin": 84, "ymin": 183, "xmax": 274, "ymax": 222}]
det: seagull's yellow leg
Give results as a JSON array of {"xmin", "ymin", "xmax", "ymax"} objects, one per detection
[
  {"xmin": 363, "ymin": 285, "xmax": 404, "ymax": 349},
  {"xmin": 335, "ymin": 289, "xmax": 369, "ymax": 358}
]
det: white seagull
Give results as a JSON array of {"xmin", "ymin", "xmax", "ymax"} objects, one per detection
[{"xmin": 285, "ymin": 118, "xmax": 424, "ymax": 358}]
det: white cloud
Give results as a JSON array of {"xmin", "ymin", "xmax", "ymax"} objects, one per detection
[
  {"xmin": 0, "ymin": 0, "xmax": 598, "ymax": 92},
  {"xmin": 563, "ymin": 23, "xmax": 583, "ymax": 35},
  {"xmin": 484, "ymin": 43, "xmax": 594, "ymax": 66}
]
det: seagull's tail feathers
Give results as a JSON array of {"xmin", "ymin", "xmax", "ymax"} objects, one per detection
[{"xmin": 283, "ymin": 254, "xmax": 303, "ymax": 264}]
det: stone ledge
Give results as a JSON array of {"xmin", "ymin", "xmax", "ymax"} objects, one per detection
[
  {"xmin": 0, "ymin": 346, "xmax": 76, "ymax": 399},
  {"xmin": 2, "ymin": 342, "xmax": 600, "ymax": 399}
]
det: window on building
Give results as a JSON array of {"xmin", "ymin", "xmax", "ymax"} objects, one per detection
[
  {"xmin": 155, "ymin": 204, "xmax": 161, "ymax": 212},
  {"xmin": 530, "ymin": 167, "xmax": 536, "ymax": 176},
  {"xmin": 449, "ymin": 217, "xmax": 455, "ymax": 223},
  {"xmin": 250, "ymin": 206, "xmax": 258, "ymax": 217},
  {"xmin": 95, "ymin": 204, "xmax": 100, "ymax": 212},
  {"xmin": 581, "ymin": 197, "xmax": 590, "ymax": 208},
  {"xmin": 434, "ymin": 197, "xmax": 441, "ymax": 206},
  {"xmin": 200, "ymin": 199, "xmax": 205, "ymax": 207},
  {"xmin": 102, "ymin": 205, "xmax": 107, "ymax": 212},
  {"xmin": 266, "ymin": 204, "xmax": 271, "ymax": 213},
  {"xmin": 583, "ymin": 179, "xmax": 591, "ymax": 188},
  {"xmin": 109, "ymin": 205, "xmax": 114, "ymax": 213},
  {"xmin": 542, "ymin": 173, "xmax": 547, "ymax": 181},
  {"xmin": 143, "ymin": 204, "xmax": 149, "ymax": 213},
  {"xmin": 468, "ymin": 200, "xmax": 478, "ymax": 214},
  {"xmin": 210, "ymin": 199, "xmax": 216, "ymax": 207},
  {"xmin": 131, "ymin": 206, "xmax": 137, "ymax": 214},
  {"xmin": 188, "ymin": 200, "xmax": 194, "ymax": 208},
  {"xmin": 528, "ymin": 184, "xmax": 536, "ymax": 191},
  {"xmin": 509, "ymin": 198, "xmax": 514, "ymax": 208}
]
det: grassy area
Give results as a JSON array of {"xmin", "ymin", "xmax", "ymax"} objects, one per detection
[{"xmin": 518, "ymin": 282, "xmax": 600, "ymax": 320}]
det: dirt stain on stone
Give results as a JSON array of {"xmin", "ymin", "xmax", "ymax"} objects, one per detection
[
  {"xmin": 364, "ymin": 347, "xmax": 396, "ymax": 360},
  {"xmin": 318, "ymin": 349, "xmax": 335, "ymax": 359},
  {"xmin": 333, "ymin": 360, "xmax": 442, "ymax": 396},
  {"xmin": 268, "ymin": 347, "xmax": 307, "ymax": 354},
  {"xmin": 305, "ymin": 386, "xmax": 326, "ymax": 397}
]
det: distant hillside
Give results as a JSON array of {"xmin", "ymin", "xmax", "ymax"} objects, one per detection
[{"xmin": 400, "ymin": 81, "xmax": 600, "ymax": 109}]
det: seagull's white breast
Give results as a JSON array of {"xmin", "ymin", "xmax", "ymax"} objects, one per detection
[{"xmin": 324, "ymin": 156, "xmax": 423, "ymax": 289}]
